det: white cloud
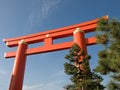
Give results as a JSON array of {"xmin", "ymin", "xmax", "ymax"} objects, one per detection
[
  {"xmin": 41, "ymin": 0, "xmax": 62, "ymax": 18},
  {"xmin": 24, "ymin": 0, "xmax": 63, "ymax": 34},
  {"xmin": 23, "ymin": 80, "xmax": 65, "ymax": 90},
  {"xmin": 23, "ymin": 84, "xmax": 43, "ymax": 90},
  {"xmin": 37, "ymin": 0, "xmax": 63, "ymax": 22},
  {"xmin": 50, "ymin": 70, "xmax": 65, "ymax": 78},
  {"xmin": 23, "ymin": 70, "xmax": 67, "ymax": 90}
]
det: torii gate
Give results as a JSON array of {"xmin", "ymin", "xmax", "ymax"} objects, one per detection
[{"xmin": 4, "ymin": 16, "xmax": 108, "ymax": 90}]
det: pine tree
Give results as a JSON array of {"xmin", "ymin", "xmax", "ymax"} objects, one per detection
[
  {"xmin": 95, "ymin": 17, "xmax": 120, "ymax": 89},
  {"xmin": 64, "ymin": 44, "xmax": 104, "ymax": 90}
]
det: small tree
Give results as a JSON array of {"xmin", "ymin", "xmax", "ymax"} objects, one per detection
[
  {"xmin": 95, "ymin": 17, "xmax": 120, "ymax": 89},
  {"xmin": 64, "ymin": 44, "xmax": 104, "ymax": 90}
]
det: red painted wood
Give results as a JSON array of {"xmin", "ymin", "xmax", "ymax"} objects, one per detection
[
  {"xmin": 5, "ymin": 37, "xmax": 96, "ymax": 58},
  {"xmin": 4, "ymin": 16, "xmax": 108, "ymax": 90},
  {"xmin": 9, "ymin": 40, "xmax": 27, "ymax": 90},
  {"xmin": 5, "ymin": 24, "xmax": 97, "ymax": 47},
  {"xmin": 73, "ymin": 28, "xmax": 87, "ymax": 55},
  {"xmin": 3, "ymin": 16, "xmax": 108, "ymax": 44},
  {"xmin": 4, "ymin": 18, "xmax": 98, "ymax": 42}
]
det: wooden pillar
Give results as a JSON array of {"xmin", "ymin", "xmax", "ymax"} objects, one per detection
[
  {"xmin": 73, "ymin": 28, "xmax": 87, "ymax": 60},
  {"xmin": 73, "ymin": 28, "xmax": 89, "ymax": 90},
  {"xmin": 9, "ymin": 40, "xmax": 27, "ymax": 90}
]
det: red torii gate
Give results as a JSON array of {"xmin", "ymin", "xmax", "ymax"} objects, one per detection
[{"xmin": 4, "ymin": 16, "xmax": 108, "ymax": 90}]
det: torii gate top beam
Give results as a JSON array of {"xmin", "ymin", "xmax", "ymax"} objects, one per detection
[
  {"xmin": 4, "ymin": 16, "xmax": 108, "ymax": 90},
  {"xmin": 4, "ymin": 16, "xmax": 108, "ymax": 58}
]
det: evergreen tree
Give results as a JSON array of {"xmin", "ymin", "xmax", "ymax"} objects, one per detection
[
  {"xmin": 95, "ymin": 17, "xmax": 120, "ymax": 89},
  {"xmin": 64, "ymin": 44, "xmax": 104, "ymax": 90}
]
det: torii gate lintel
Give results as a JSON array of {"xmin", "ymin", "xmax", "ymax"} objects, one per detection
[{"xmin": 4, "ymin": 16, "xmax": 108, "ymax": 90}]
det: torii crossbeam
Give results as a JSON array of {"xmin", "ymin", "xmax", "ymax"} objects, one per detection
[{"xmin": 4, "ymin": 16, "xmax": 108, "ymax": 90}]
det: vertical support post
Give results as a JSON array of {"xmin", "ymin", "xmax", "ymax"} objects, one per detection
[
  {"xmin": 73, "ymin": 28, "xmax": 87, "ymax": 60},
  {"xmin": 9, "ymin": 40, "xmax": 28, "ymax": 90},
  {"xmin": 73, "ymin": 28, "xmax": 88, "ymax": 90},
  {"xmin": 44, "ymin": 37, "xmax": 53, "ymax": 46}
]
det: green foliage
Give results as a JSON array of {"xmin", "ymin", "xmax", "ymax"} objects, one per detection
[
  {"xmin": 64, "ymin": 62, "xmax": 77, "ymax": 75},
  {"xmin": 96, "ymin": 18, "xmax": 109, "ymax": 31},
  {"xmin": 95, "ymin": 17, "xmax": 120, "ymax": 89},
  {"xmin": 64, "ymin": 84, "xmax": 76, "ymax": 90},
  {"xmin": 107, "ymin": 81, "xmax": 120, "ymax": 90},
  {"xmin": 64, "ymin": 44, "xmax": 104, "ymax": 90},
  {"xmin": 111, "ymin": 74, "xmax": 120, "ymax": 82}
]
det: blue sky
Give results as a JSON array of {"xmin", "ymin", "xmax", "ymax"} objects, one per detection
[{"xmin": 0, "ymin": 0, "xmax": 120, "ymax": 90}]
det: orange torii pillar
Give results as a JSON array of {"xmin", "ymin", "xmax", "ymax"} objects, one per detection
[
  {"xmin": 9, "ymin": 40, "xmax": 27, "ymax": 90},
  {"xmin": 74, "ymin": 28, "xmax": 87, "ymax": 54},
  {"xmin": 3, "ymin": 16, "xmax": 108, "ymax": 90},
  {"xmin": 73, "ymin": 28, "xmax": 88, "ymax": 69}
]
